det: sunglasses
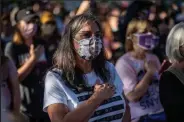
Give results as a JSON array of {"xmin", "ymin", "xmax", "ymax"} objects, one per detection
[{"xmin": 77, "ymin": 31, "xmax": 103, "ymax": 39}]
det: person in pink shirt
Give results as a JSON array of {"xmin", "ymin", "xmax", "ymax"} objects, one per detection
[{"xmin": 116, "ymin": 19, "xmax": 166, "ymax": 122}]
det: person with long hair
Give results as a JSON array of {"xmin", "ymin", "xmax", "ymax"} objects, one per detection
[
  {"xmin": 116, "ymin": 19, "xmax": 166, "ymax": 122},
  {"xmin": 159, "ymin": 22, "xmax": 184, "ymax": 122},
  {"xmin": 4, "ymin": 8, "xmax": 50, "ymax": 122},
  {"xmin": 43, "ymin": 13, "xmax": 130, "ymax": 122}
]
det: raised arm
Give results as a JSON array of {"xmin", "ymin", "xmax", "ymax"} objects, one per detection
[
  {"xmin": 76, "ymin": 0, "xmax": 91, "ymax": 15},
  {"xmin": 5, "ymin": 44, "xmax": 44, "ymax": 82},
  {"xmin": 17, "ymin": 45, "xmax": 44, "ymax": 81}
]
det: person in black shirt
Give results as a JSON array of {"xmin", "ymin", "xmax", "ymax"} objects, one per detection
[
  {"xmin": 5, "ymin": 8, "xmax": 50, "ymax": 122},
  {"xmin": 159, "ymin": 22, "xmax": 184, "ymax": 122},
  {"xmin": 39, "ymin": 11, "xmax": 60, "ymax": 67}
]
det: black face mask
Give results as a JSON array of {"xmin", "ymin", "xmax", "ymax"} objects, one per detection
[{"xmin": 41, "ymin": 24, "xmax": 56, "ymax": 36}]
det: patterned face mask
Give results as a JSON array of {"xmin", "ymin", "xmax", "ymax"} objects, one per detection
[{"xmin": 75, "ymin": 37, "xmax": 102, "ymax": 60}]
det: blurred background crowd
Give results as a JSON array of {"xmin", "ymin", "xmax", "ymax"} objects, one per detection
[
  {"xmin": 1, "ymin": 0, "xmax": 184, "ymax": 63},
  {"xmin": 1, "ymin": 0, "xmax": 184, "ymax": 122}
]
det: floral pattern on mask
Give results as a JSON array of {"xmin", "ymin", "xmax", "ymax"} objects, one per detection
[{"xmin": 75, "ymin": 37, "xmax": 102, "ymax": 60}]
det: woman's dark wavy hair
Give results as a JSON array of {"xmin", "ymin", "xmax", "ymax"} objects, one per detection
[{"xmin": 53, "ymin": 13, "xmax": 110, "ymax": 92}]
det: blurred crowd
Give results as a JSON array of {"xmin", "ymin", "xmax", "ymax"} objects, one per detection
[
  {"xmin": 1, "ymin": 0, "xmax": 184, "ymax": 62},
  {"xmin": 1, "ymin": 0, "xmax": 184, "ymax": 122}
]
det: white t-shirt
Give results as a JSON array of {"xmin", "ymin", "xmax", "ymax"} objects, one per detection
[{"xmin": 43, "ymin": 62, "xmax": 126, "ymax": 122}]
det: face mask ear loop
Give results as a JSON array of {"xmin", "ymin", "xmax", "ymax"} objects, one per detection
[
  {"xmin": 73, "ymin": 38, "xmax": 80, "ymax": 44},
  {"xmin": 72, "ymin": 38, "xmax": 80, "ymax": 54}
]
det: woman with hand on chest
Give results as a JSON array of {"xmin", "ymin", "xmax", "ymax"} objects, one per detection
[
  {"xmin": 115, "ymin": 19, "xmax": 166, "ymax": 122},
  {"xmin": 43, "ymin": 13, "xmax": 130, "ymax": 122},
  {"xmin": 4, "ymin": 8, "xmax": 50, "ymax": 122}
]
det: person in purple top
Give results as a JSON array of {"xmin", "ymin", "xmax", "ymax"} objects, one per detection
[{"xmin": 116, "ymin": 18, "xmax": 166, "ymax": 122}]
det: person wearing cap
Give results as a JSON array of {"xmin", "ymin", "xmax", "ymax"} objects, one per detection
[
  {"xmin": 4, "ymin": 8, "xmax": 50, "ymax": 122},
  {"xmin": 39, "ymin": 11, "xmax": 60, "ymax": 67},
  {"xmin": 115, "ymin": 19, "xmax": 166, "ymax": 122}
]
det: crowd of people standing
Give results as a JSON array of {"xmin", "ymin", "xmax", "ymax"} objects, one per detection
[{"xmin": 1, "ymin": 0, "xmax": 184, "ymax": 122}]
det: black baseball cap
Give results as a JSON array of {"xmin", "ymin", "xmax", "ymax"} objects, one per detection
[{"xmin": 16, "ymin": 8, "xmax": 38, "ymax": 22}]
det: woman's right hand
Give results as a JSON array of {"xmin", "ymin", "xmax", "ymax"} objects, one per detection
[
  {"xmin": 29, "ymin": 44, "xmax": 44, "ymax": 61},
  {"xmin": 93, "ymin": 80, "xmax": 115, "ymax": 102},
  {"xmin": 144, "ymin": 60, "xmax": 157, "ymax": 75}
]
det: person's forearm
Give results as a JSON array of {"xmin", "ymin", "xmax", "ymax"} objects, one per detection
[
  {"xmin": 122, "ymin": 104, "xmax": 131, "ymax": 122},
  {"xmin": 62, "ymin": 95, "xmax": 102, "ymax": 122},
  {"xmin": 122, "ymin": 94, "xmax": 131, "ymax": 122},
  {"xmin": 18, "ymin": 57, "xmax": 36, "ymax": 82},
  {"xmin": 8, "ymin": 60, "xmax": 21, "ymax": 113},
  {"xmin": 12, "ymin": 90, "xmax": 21, "ymax": 112},
  {"xmin": 76, "ymin": 0, "xmax": 90, "ymax": 15},
  {"xmin": 127, "ymin": 71, "xmax": 153, "ymax": 102},
  {"xmin": 9, "ymin": 80, "xmax": 21, "ymax": 112},
  {"xmin": 12, "ymin": 78, "xmax": 21, "ymax": 112}
]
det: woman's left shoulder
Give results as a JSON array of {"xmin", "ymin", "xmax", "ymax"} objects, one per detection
[
  {"xmin": 147, "ymin": 53, "xmax": 158, "ymax": 59},
  {"xmin": 147, "ymin": 53, "xmax": 160, "ymax": 65}
]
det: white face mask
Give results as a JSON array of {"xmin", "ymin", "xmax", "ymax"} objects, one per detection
[
  {"xmin": 21, "ymin": 23, "xmax": 37, "ymax": 38},
  {"xmin": 75, "ymin": 37, "xmax": 103, "ymax": 60}
]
